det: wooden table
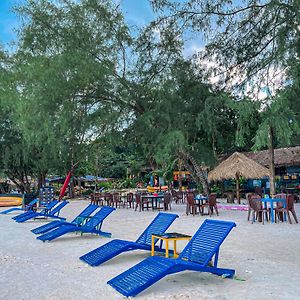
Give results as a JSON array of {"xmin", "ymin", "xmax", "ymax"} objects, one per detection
[
  {"xmin": 142, "ymin": 195, "xmax": 164, "ymax": 210},
  {"xmin": 151, "ymin": 232, "xmax": 192, "ymax": 258}
]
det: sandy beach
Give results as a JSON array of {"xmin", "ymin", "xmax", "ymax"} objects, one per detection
[{"xmin": 0, "ymin": 200, "xmax": 299, "ymax": 300}]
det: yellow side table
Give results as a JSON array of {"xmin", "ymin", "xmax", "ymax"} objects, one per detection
[{"xmin": 151, "ymin": 232, "xmax": 192, "ymax": 258}]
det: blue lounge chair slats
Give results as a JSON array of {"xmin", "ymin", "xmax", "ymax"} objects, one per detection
[
  {"xmin": 0, "ymin": 198, "xmax": 38, "ymax": 214},
  {"xmin": 107, "ymin": 219, "xmax": 236, "ymax": 297},
  {"xmin": 31, "ymin": 204, "xmax": 99, "ymax": 234},
  {"xmin": 36, "ymin": 206, "xmax": 115, "ymax": 242},
  {"xmin": 12, "ymin": 200, "xmax": 59, "ymax": 221},
  {"xmin": 80, "ymin": 212, "xmax": 178, "ymax": 267},
  {"xmin": 15, "ymin": 200, "xmax": 69, "ymax": 223},
  {"xmin": 179, "ymin": 220, "xmax": 233, "ymax": 266}
]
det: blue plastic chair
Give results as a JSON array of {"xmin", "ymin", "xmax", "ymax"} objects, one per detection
[
  {"xmin": 36, "ymin": 206, "xmax": 115, "ymax": 242},
  {"xmin": 80, "ymin": 212, "xmax": 178, "ymax": 267},
  {"xmin": 108, "ymin": 219, "xmax": 236, "ymax": 297},
  {"xmin": 15, "ymin": 200, "xmax": 69, "ymax": 223},
  {"xmin": 0, "ymin": 198, "xmax": 38, "ymax": 214},
  {"xmin": 31, "ymin": 204, "xmax": 99, "ymax": 234},
  {"xmin": 12, "ymin": 200, "xmax": 59, "ymax": 221}
]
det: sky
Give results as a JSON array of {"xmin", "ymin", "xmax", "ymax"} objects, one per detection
[
  {"xmin": 0, "ymin": 0, "xmax": 156, "ymax": 46},
  {"xmin": 0, "ymin": 0, "xmax": 204, "ymax": 57},
  {"xmin": 0, "ymin": 0, "xmax": 20, "ymax": 46}
]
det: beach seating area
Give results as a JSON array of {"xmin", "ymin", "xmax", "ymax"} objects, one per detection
[{"xmin": 0, "ymin": 198, "xmax": 299, "ymax": 299}]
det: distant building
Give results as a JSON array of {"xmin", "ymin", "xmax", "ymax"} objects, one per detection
[
  {"xmin": 244, "ymin": 146, "xmax": 300, "ymax": 176},
  {"xmin": 244, "ymin": 146, "xmax": 300, "ymax": 192}
]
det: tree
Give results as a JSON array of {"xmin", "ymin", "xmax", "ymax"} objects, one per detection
[
  {"xmin": 124, "ymin": 58, "xmax": 238, "ymax": 193},
  {"xmin": 235, "ymin": 95, "xmax": 299, "ymax": 195},
  {"xmin": 151, "ymin": 0, "xmax": 300, "ymax": 196},
  {"xmin": 150, "ymin": 0, "xmax": 300, "ymax": 90}
]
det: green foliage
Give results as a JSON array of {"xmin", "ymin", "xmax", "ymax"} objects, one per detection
[
  {"xmin": 151, "ymin": 0, "xmax": 300, "ymax": 88},
  {"xmin": 0, "ymin": 0, "xmax": 299, "ymax": 194},
  {"xmin": 253, "ymin": 95, "xmax": 299, "ymax": 150}
]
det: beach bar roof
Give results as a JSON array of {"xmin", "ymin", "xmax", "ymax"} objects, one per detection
[
  {"xmin": 208, "ymin": 152, "xmax": 269, "ymax": 203},
  {"xmin": 208, "ymin": 152, "xmax": 269, "ymax": 182}
]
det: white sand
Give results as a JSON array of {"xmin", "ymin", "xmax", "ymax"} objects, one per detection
[{"xmin": 0, "ymin": 200, "xmax": 299, "ymax": 300}]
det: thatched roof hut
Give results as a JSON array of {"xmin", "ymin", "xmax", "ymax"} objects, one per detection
[
  {"xmin": 209, "ymin": 152, "xmax": 270, "ymax": 182},
  {"xmin": 208, "ymin": 152, "xmax": 269, "ymax": 203},
  {"xmin": 244, "ymin": 146, "xmax": 300, "ymax": 168}
]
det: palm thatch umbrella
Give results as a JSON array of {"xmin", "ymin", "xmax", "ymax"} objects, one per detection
[{"xmin": 208, "ymin": 152, "xmax": 270, "ymax": 203}]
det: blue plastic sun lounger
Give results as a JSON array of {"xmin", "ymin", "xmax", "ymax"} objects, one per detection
[
  {"xmin": 80, "ymin": 212, "xmax": 179, "ymax": 267},
  {"xmin": 1, "ymin": 198, "xmax": 38, "ymax": 214},
  {"xmin": 108, "ymin": 219, "xmax": 236, "ymax": 297},
  {"xmin": 15, "ymin": 200, "xmax": 69, "ymax": 223},
  {"xmin": 31, "ymin": 204, "xmax": 99, "ymax": 234},
  {"xmin": 12, "ymin": 200, "xmax": 59, "ymax": 221},
  {"xmin": 36, "ymin": 206, "xmax": 115, "ymax": 242}
]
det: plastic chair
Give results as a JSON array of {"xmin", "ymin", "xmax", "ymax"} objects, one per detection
[
  {"xmin": 275, "ymin": 194, "xmax": 298, "ymax": 224},
  {"xmin": 201, "ymin": 193, "xmax": 219, "ymax": 216},
  {"xmin": 186, "ymin": 192, "xmax": 199, "ymax": 216}
]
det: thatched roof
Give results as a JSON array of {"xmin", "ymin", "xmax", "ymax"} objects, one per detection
[
  {"xmin": 244, "ymin": 146, "xmax": 300, "ymax": 168},
  {"xmin": 208, "ymin": 152, "xmax": 269, "ymax": 182}
]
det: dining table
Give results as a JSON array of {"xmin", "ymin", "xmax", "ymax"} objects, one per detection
[
  {"xmin": 141, "ymin": 194, "xmax": 164, "ymax": 211},
  {"xmin": 260, "ymin": 197, "xmax": 286, "ymax": 223},
  {"xmin": 193, "ymin": 196, "xmax": 208, "ymax": 215}
]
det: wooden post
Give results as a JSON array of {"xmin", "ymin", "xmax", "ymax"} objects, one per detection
[{"xmin": 235, "ymin": 173, "xmax": 240, "ymax": 204}]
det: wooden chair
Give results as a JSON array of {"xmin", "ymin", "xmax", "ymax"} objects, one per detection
[
  {"xmin": 275, "ymin": 194, "xmax": 298, "ymax": 224},
  {"xmin": 201, "ymin": 193, "xmax": 219, "ymax": 216},
  {"xmin": 186, "ymin": 192, "xmax": 199, "ymax": 216}
]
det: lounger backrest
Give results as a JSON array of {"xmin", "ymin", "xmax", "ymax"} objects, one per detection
[
  {"xmin": 83, "ymin": 206, "xmax": 115, "ymax": 229},
  {"xmin": 27, "ymin": 198, "xmax": 38, "ymax": 206},
  {"xmin": 49, "ymin": 200, "xmax": 69, "ymax": 216},
  {"xmin": 135, "ymin": 213, "xmax": 178, "ymax": 245},
  {"xmin": 40, "ymin": 200, "xmax": 59, "ymax": 213},
  {"xmin": 179, "ymin": 219, "xmax": 236, "ymax": 266},
  {"xmin": 71, "ymin": 204, "xmax": 98, "ymax": 223},
  {"xmin": 25, "ymin": 198, "xmax": 38, "ymax": 210}
]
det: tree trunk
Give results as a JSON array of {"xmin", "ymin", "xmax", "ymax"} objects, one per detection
[
  {"xmin": 78, "ymin": 177, "xmax": 82, "ymax": 196},
  {"xmin": 269, "ymin": 126, "xmax": 276, "ymax": 196},
  {"xmin": 69, "ymin": 178, "xmax": 75, "ymax": 199},
  {"xmin": 38, "ymin": 172, "xmax": 46, "ymax": 190},
  {"xmin": 235, "ymin": 173, "xmax": 240, "ymax": 204},
  {"xmin": 179, "ymin": 150, "xmax": 210, "ymax": 195}
]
